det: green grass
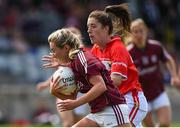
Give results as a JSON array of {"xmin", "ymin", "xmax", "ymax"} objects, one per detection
[{"xmin": 171, "ymin": 122, "xmax": 180, "ymax": 127}]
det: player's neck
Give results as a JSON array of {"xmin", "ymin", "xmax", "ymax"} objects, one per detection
[
  {"xmin": 98, "ymin": 36, "xmax": 111, "ymax": 50},
  {"xmin": 136, "ymin": 39, "xmax": 146, "ymax": 49}
]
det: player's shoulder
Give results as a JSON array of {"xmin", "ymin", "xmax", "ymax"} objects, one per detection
[
  {"xmin": 111, "ymin": 36, "xmax": 123, "ymax": 45},
  {"xmin": 126, "ymin": 43, "xmax": 135, "ymax": 51},
  {"xmin": 78, "ymin": 49, "xmax": 97, "ymax": 62},
  {"xmin": 109, "ymin": 36, "xmax": 126, "ymax": 51},
  {"xmin": 148, "ymin": 39, "xmax": 162, "ymax": 47}
]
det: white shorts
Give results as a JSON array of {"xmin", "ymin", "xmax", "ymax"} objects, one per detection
[
  {"xmin": 148, "ymin": 91, "xmax": 170, "ymax": 112},
  {"xmin": 74, "ymin": 93, "xmax": 90, "ymax": 115},
  {"xmin": 85, "ymin": 104, "xmax": 129, "ymax": 127},
  {"xmin": 124, "ymin": 91, "xmax": 148, "ymax": 127},
  {"xmin": 56, "ymin": 93, "xmax": 90, "ymax": 116}
]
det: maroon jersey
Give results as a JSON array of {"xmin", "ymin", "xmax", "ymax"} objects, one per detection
[
  {"xmin": 127, "ymin": 40, "xmax": 171, "ymax": 101},
  {"xmin": 69, "ymin": 49, "xmax": 125, "ymax": 113}
]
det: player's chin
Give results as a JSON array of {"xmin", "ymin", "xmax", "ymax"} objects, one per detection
[{"xmin": 90, "ymin": 39, "xmax": 95, "ymax": 44}]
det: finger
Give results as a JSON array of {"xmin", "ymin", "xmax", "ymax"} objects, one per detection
[
  {"xmin": 56, "ymin": 102, "xmax": 66, "ymax": 110},
  {"xmin": 52, "ymin": 76, "xmax": 60, "ymax": 88},
  {"xmin": 59, "ymin": 108, "xmax": 66, "ymax": 112},
  {"xmin": 53, "ymin": 85, "xmax": 63, "ymax": 92},
  {"xmin": 43, "ymin": 65, "xmax": 51, "ymax": 69},
  {"xmin": 42, "ymin": 55, "xmax": 53, "ymax": 58},
  {"xmin": 42, "ymin": 55, "xmax": 53, "ymax": 60},
  {"xmin": 42, "ymin": 56, "xmax": 53, "ymax": 61},
  {"xmin": 56, "ymin": 104, "xmax": 65, "ymax": 111},
  {"xmin": 55, "ymin": 84, "xmax": 64, "ymax": 90},
  {"xmin": 56, "ymin": 103, "xmax": 62, "ymax": 108},
  {"xmin": 56, "ymin": 100, "xmax": 65, "ymax": 105},
  {"xmin": 56, "ymin": 101, "xmax": 61, "ymax": 106},
  {"xmin": 43, "ymin": 63, "xmax": 53, "ymax": 68},
  {"xmin": 54, "ymin": 76, "xmax": 60, "ymax": 84},
  {"xmin": 56, "ymin": 98, "xmax": 63, "ymax": 103},
  {"xmin": 51, "ymin": 76, "xmax": 54, "ymax": 83},
  {"xmin": 42, "ymin": 58, "xmax": 52, "ymax": 62}
]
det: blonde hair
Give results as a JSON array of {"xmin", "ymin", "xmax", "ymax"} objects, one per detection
[
  {"xmin": 48, "ymin": 28, "xmax": 81, "ymax": 59},
  {"xmin": 68, "ymin": 27, "xmax": 84, "ymax": 47},
  {"xmin": 130, "ymin": 18, "xmax": 148, "ymax": 44},
  {"xmin": 68, "ymin": 27, "xmax": 82, "ymax": 39},
  {"xmin": 131, "ymin": 18, "xmax": 148, "ymax": 32}
]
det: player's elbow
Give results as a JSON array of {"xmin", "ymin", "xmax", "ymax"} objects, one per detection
[
  {"xmin": 98, "ymin": 82, "xmax": 108, "ymax": 93},
  {"xmin": 111, "ymin": 74, "xmax": 122, "ymax": 87}
]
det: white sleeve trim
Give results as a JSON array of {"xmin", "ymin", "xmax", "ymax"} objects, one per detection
[
  {"xmin": 111, "ymin": 72, "xmax": 127, "ymax": 81},
  {"xmin": 112, "ymin": 62, "xmax": 127, "ymax": 67}
]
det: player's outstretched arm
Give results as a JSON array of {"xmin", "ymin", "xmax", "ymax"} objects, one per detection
[
  {"xmin": 42, "ymin": 54, "xmax": 69, "ymax": 69},
  {"xmin": 36, "ymin": 77, "xmax": 51, "ymax": 91},
  {"xmin": 166, "ymin": 56, "xmax": 180, "ymax": 87}
]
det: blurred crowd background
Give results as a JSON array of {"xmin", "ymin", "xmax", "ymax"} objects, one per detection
[
  {"xmin": 0, "ymin": 0, "xmax": 180, "ymax": 83},
  {"xmin": 0, "ymin": 0, "xmax": 180, "ymax": 126}
]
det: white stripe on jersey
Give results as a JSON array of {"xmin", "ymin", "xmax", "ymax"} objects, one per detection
[
  {"xmin": 126, "ymin": 43, "xmax": 134, "ymax": 51},
  {"xmin": 78, "ymin": 51, "xmax": 87, "ymax": 74},
  {"xmin": 111, "ymin": 72, "xmax": 127, "ymax": 80},
  {"xmin": 112, "ymin": 62, "xmax": 127, "ymax": 67},
  {"xmin": 162, "ymin": 47, "xmax": 172, "ymax": 60},
  {"xmin": 149, "ymin": 39, "xmax": 172, "ymax": 60}
]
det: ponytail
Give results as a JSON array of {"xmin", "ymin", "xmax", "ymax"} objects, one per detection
[{"xmin": 105, "ymin": 3, "xmax": 133, "ymax": 45}]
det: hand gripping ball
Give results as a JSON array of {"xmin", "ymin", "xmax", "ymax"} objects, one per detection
[{"xmin": 52, "ymin": 66, "xmax": 77, "ymax": 95}]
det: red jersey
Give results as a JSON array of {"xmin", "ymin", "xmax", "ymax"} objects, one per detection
[
  {"xmin": 91, "ymin": 36, "xmax": 142, "ymax": 95},
  {"xmin": 69, "ymin": 49, "xmax": 125, "ymax": 113},
  {"xmin": 127, "ymin": 39, "xmax": 171, "ymax": 101}
]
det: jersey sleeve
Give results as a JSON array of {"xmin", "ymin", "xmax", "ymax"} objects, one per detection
[
  {"xmin": 110, "ymin": 44, "xmax": 128, "ymax": 80},
  {"xmin": 87, "ymin": 59, "xmax": 103, "ymax": 76},
  {"xmin": 160, "ymin": 45, "xmax": 172, "ymax": 63},
  {"xmin": 77, "ymin": 50, "xmax": 102, "ymax": 76}
]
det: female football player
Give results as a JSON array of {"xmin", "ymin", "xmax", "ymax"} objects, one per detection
[
  {"xmin": 42, "ymin": 28, "xmax": 130, "ymax": 127},
  {"xmin": 128, "ymin": 18, "xmax": 180, "ymax": 127}
]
